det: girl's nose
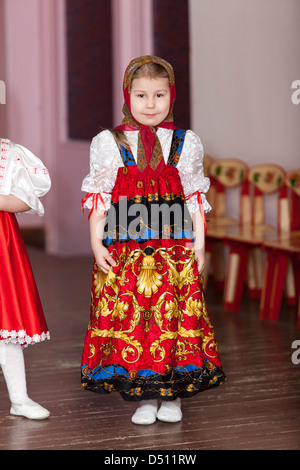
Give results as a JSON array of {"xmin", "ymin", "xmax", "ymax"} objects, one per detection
[{"xmin": 146, "ymin": 97, "xmax": 155, "ymax": 108}]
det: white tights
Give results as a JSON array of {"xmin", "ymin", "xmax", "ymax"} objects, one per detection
[
  {"xmin": 0, "ymin": 341, "xmax": 50, "ymax": 419},
  {"xmin": 0, "ymin": 342, "xmax": 29, "ymax": 405}
]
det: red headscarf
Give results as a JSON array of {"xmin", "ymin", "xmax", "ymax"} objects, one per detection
[{"xmin": 114, "ymin": 55, "xmax": 177, "ymax": 180}]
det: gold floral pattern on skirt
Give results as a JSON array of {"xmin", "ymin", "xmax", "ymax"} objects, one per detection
[{"xmin": 81, "ymin": 240, "xmax": 225, "ymax": 400}]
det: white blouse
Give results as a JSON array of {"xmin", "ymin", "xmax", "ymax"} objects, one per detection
[
  {"xmin": 82, "ymin": 128, "xmax": 211, "ymax": 215},
  {"xmin": 0, "ymin": 138, "xmax": 51, "ymax": 216}
]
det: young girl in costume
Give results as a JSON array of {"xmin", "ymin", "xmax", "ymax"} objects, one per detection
[
  {"xmin": 0, "ymin": 138, "xmax": 51, "ymax": 420},
  {"xmin": 81, "ymin": 56, "xmax": 225, "ymax": 425}
]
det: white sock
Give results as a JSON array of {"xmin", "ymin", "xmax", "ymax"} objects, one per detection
[
  {"xmin": 157, "ymin": 398, "xmax": 182, "ymax": 422},
  {"xmin": 0, "ymin": 342, "xmax": 29, "ymax": 405},
  {"xmin": 131, "ymin": 399, "xmax": 158, "ymax": 425}
]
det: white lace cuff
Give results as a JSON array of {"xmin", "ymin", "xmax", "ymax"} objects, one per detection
[{"xmin": 177, "ymin": 130, "xmax": 211, "ymax": 214}]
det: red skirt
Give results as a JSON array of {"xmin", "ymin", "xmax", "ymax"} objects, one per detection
[
  {"xmin": 0, "ymin": 211, "xmax": 49, "ymax": 346},
  {"xmin": 81, "ymin": 239, "xmax": 226, "ymax": 401},
  {"xmin": 81, "ymin": 164, "xmax": 225, "ymax": 401}
]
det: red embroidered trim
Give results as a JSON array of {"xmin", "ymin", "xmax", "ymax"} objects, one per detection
[
  {"xmin": 186, "ymin": 191, "xmax": 207, "ymax": 235},
  {"xmin": 81, "ymin": 192, "xmax": 110, "ymax": 219},
  {"xmin": 25, "ymin": 167, "xmax": 49, "ymax": 175},
  {"xmin": 0, "ymin": 139, "xmax": 9, "ymax": 189}
]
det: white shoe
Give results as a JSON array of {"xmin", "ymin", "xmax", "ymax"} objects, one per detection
[
  {"xmin": 157, "ymin": 398, "xmax": 182, "ymax": 423},
  {"xmin": 10, "ymin": 399, "xmax": 50, "ymax": 420},
  {"xmin": 131, "ymin": 400, "xmax": 158, "ymax": 425}
]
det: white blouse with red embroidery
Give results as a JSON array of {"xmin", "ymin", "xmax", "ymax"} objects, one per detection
[
  {"xmin": 0, "ymin": 138, "xmax": 51, "ymax": 216},
  {"xmin": 81, "ymin": 128, "xmax": 211, "ymax": 216}
]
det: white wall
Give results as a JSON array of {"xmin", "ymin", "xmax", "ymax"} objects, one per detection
[
  {"xmin": 189, "ymin": 0, "xmax": 300, "ymax": 225},
  {"xmin": 0, "ymin": 0, "xmax": 7, "ymax": 134},
  {"xmin": 190, "ymin": 0, "xmax": 300, "ymax": 166}
]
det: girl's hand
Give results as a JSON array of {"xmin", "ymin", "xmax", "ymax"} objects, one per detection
[
  {"xmin": 194, "ymin": 248, "xmax": 206, "ymax": 274},
  {"xmin": 192, "ymin": 208, "xmax": 206, "ymax": 274},
  {"xmin": 89, "ymin": 209, "xmax": 116, "ymax": 274},
  {"xmin": 93, "ymin": 243, "xmax": 116, "ymax": 274}
]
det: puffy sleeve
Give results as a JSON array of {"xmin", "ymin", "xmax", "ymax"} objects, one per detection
[
  {"xmin": 81, "ymin": 130, "xmax": 123, "ymax": 216},
  {"xmin": 10, "ymin": 142, "xmax": 51, "ymax": 216},
  {"xmin": 177, "ymin": 130, "xmax": 211, "ymax": 214}
]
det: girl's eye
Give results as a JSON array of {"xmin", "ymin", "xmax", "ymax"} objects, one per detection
[{"xmin": 137, "ymin": 94, "xmax": 145, "ymax": 98}]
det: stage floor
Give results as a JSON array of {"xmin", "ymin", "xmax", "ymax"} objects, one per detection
[{"xmin": 0, "ymin": 247, "xmax": 299, "ymax": 450}]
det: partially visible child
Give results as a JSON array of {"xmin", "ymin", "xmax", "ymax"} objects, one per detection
[{"xmin": 0, "ymin": 138, "xmax": 51, "ymax": 420}]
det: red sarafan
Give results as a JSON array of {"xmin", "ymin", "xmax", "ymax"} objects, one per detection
[{"xmin": 81, "ymin": 56, "xmax": 226, "ymax": 407}]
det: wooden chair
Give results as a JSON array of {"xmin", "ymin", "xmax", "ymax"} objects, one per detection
[
  {"xmin": 259, "ymin": 169, "xmax": 300, "ymax": 327},
  {"xmin": 223, "ymin": 164, "xmax": 287, "ymax": 312},
  {"xmin": 204, "ymin": 158, "xmax": 249, "ymax": 291}
]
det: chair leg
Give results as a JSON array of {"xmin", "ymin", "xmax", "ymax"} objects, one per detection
[
  {"xmin": 247, "ymin": 247, "xmax": 264, "ymax": 298},
  {"xmin": 212, "ymin": 241, "xmax": 225, "ymax": 291},
  {"xmin": 260, "ymin": 250, "xmax": 290, "ymax": 322},
  {"xmin": 285, "ymin": 259, "xmax": 296, "ymax": 306},
  {"xmin": 291, "ymin": 255, "xmax": 300, "ymax": 300},
  {"xmin": 269, "ymin": 253, "xmax": 293, "ymax": 321},
  {"xmin": 247, "ymin": 249, "xmax": 256, "ymax": 296},
  {"xmin": 292, "ymin": 255, "xmax": 300, "ymax": 329},
  {"xmin": 259, "ymin": 249, "xmax": 276, "ymax": 320},
  {"xmin": 223, "ymin": 244, "xmax": 250, "ymax": 312}
]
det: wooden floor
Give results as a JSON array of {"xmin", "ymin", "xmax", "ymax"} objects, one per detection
[{"xmin": 0, "ymin": 247, "xmax": 299, "ymax": 451}]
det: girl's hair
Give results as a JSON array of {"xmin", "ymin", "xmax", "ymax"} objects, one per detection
[
  {"xmin": 131, "ymin": 62, "xmax": 169, "ymax": 82},
  {"xmin": 111, "ymin": 62, "xmax": 170, "ymax": 149}
]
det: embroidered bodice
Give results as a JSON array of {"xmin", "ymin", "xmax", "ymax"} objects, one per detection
[{"xmin": 82, "ymin": 128, "xmax": 211, "ymax": 215}]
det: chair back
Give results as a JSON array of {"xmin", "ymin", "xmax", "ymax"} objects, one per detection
[
  {"xmin": 248, "ymin": 164, "xmax": 286, "ymax": 230},
  {"xmin": 285, "ymin": 169, "xmax": 300, "ymax": 231},
  {"xmin": 209, "ymin": 158, "xmax": 249, "ymax": 222}
]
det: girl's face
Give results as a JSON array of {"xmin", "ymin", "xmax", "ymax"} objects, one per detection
[{"xmin": 130, "ymin": 76, "xmax": 171, "ymax": 127}]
